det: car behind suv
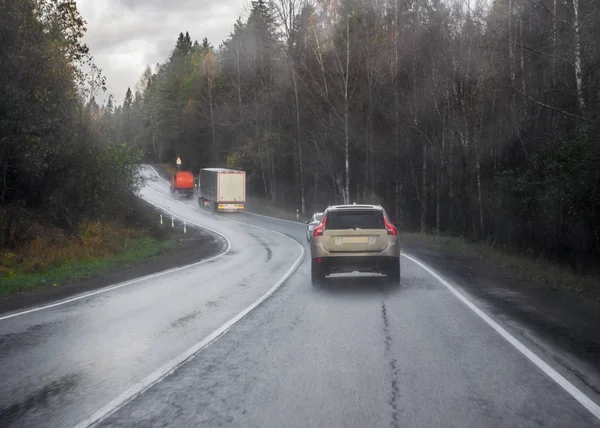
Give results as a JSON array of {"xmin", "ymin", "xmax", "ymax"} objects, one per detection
[
  {"xmin": 309, "ymin": 204, "xmax": 401, "ymax": 284},
  {"xmin": 305, "ymin": 212, "xmax": 324, "ymax": 242}
]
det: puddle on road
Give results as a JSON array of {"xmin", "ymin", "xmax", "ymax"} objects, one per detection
[
  {"xmin": 0, "ymin": 320, "xmax": 63, "ymax": 354},
  {"xmin": 0, "ymin": 372, "xmax": 80, "ymax": 426}
]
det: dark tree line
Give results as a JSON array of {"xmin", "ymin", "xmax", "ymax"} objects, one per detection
[
  {"xmin": 1, "ymin": 0, "xmax": 141, "ymax": 247},
  {"xmin": 106, "ymin": 0, "xmax": 599, "ymax": 270}
]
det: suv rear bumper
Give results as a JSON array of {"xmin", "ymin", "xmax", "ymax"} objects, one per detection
[
  {"xmin": 310, "ymin": 240, "xmax": 400, "ymax": 259},
  {"xmin": 313, "ymin": 255, "xmax": 399, "ymax": 275}
]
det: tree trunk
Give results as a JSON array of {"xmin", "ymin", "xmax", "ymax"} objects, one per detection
[
  {"xmin": 314, "ymin": 170, "xmax": 319, "ymax": 211},
  {"xmin": 260, "ymin": 146, "xmax": 269, "ymax": 199},
  {"xmin": 253, "ymin": 93, "xmax": 270, "ymax": 199},
  {"xmin": 237, "ymin": 40, "xmax": 243, "ymax": 119},
  {"xmin": 394, "ymin": 0, "xmax": 401, "ymax": 224},
  {"xmin": 449, "ymin": 141, "xmax": 453, "ymax": 230},
  {"xmin": 207, "ymin": 69, "xmax": 216, "ymax": 164},
  {"xmin": 292, "ymin": 68, "xmax": 306, "ymax": 214},
  {"xmin": 572, "ymin": 0, "xmax": 585, "ymax": 111},
  {"xmin": 150, "ymin": 113, "xmax": 157, "ymax": 161},
  {"xmin": 366, "ymin": 48, "xmax": 374, "ymax": 197},
  {"xmin": 436, "ymin": 166, "xmax": 440, "ymax": 235},
  {"xmin": 508, "ymin": 0, "xmax": 515, "ymax": 84},
  {"xmin": 437, "ymin": 121, "xmax": 445, "ymax": 235},
  {"xmin": 269, "ymin": 142, "xmax": 276, "ymax": 201},
  {"xmin": 476, "ymin": 152, "xmax": 484, "ymax": 239},
  {"xmin": 343, "ymin": 17, "xmax": 350, "ymax": 205},
  {"xmin": 519, "ymin": 13, "xmax": 527, "ymax": 120},
  {"xmin": 552, "ymin": 0, "xmax": 557, "ymax": 87},
  {"xmin": 421, "ymin": 144, "xmax": 427, "ymax": 233},
  {"xmin": 412, "ymin": 2, "xmax": 419, "ymax": 128}
]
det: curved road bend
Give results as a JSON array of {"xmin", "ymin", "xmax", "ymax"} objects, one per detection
[
  {"xmin": 0, "ymin": 168, "xmax": 303, "ymax": 428},
  {"xmin": 103, "ymin": 167, "xmax": 600, "ymax": 427},
  {"xmin": 2, "ymin": 166, "xmax": 600, "ymax": 427}
]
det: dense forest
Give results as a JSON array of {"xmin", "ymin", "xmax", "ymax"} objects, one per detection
[
  {"xmin": 0, "ymin": 0, "xmax": 141, "ymax": 247},
  {"xmin": 5, "ymin": 0, "xmax": 599, "ymax": 272},
  {"xmin": 105, "ymin": 0, "xmax": 599, "ymax": 269}
]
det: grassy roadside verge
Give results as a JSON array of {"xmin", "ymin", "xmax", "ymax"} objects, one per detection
[
  {"xmin": 0, "ymin": 236, "xmax": 176, "ymax": 298},
  {"xmin": 0, "ymin": 196, "xmax": 190, "ymax": 299},
  {"xmin": 401, "ymin": 232, "xmax": 600, "ymax": 299}
]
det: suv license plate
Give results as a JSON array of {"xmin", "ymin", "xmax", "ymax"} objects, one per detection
[{"xmin": 342, "ymin": 236, "xmax": 368, "ymax": 244}]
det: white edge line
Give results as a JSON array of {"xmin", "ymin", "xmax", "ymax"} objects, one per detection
[
  {"xmin": 0, "ymin": 202, "xmax": 231, "ymax": 322},
  {"xmin": 75, "ymin": 216, "xmax": 305, "ymax": 428},
  {"xmin": 401, "ymin": 252, "xmax": 600, "ymax": 421},
  {"xmin": 148, "ymin": 165, "xmax": 600, "ymax": 420},
  {"xmin": 145, "ymin": 164, "xmax": 170, "ymax": 185},
  {"xmin": 144, "ymin": 165, "xmax": 304, "ymax": 226},
  {"xmin": 242, "ymin": 210, "xmax": 305, "ymax": 225}
]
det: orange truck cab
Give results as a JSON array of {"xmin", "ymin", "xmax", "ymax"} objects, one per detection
[{"xmin": 170, "ymin": 171, "xmax": 195, "ymax": 198}]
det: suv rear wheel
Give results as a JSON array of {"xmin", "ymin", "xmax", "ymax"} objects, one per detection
[
  {"xmin": 311, "ymin": 259, "xmax": 325, "ymax": 285},
  {"xmin": 387, "ymin": 257, "xmax": 401, "ymax": 284}
]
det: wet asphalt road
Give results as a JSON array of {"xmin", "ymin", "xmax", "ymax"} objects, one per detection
[{"xmin": 2, "ymin": 166, "xmax": 600, "ymax": 427}]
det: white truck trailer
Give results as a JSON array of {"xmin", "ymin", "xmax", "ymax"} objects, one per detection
[{"xmin": 198, "ymin": 168, "xmax": 246, "ymax": 212}]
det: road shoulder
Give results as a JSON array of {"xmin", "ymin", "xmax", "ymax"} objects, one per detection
[
  {"xmin": 403, "ymin": 239, "xmax": 600, "ymax": 396},
  {"xmin": 0, "ymin": 214, "xmax": 225, "ymax": 316},
  {"xmin": 240, "ymin": 194, "xmax": 600, "ymax": 397}
]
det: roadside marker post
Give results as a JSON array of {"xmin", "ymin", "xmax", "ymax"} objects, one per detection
[
  {"xmin": 183, "ymin": 222, "xmax": 187, "ymax": 234},
  {"xmin": 160, "ymin": 214, "xmax": 163, "ymax": 225},
  {"xmin": 171, "ymin": 217, "xmax": 174, "ymax": 228},
  {"xmin": 296, "ymin": 209, "xmax": 299, "ymax": 220}
]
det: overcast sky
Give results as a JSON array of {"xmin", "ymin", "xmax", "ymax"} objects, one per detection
[{"xmin": 77, "ymin": 0, "xmax": 247, "ymax": 105}]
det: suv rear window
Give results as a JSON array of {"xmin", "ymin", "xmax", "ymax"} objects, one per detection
[{"xmin": 326, "ymin": 210, "xmax": 384, "ymax": 230}]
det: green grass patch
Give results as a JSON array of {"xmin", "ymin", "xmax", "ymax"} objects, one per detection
[
  {"xmin": 0, "ymin": 236, "xmax": 176, "ymax": 297},
  {"xmin": 402, "ymin": 232, "xmax": 600, "ymax": 299}
]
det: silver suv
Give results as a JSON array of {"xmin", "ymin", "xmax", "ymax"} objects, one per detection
[
  {"xmin": 309, "ymin": 204, "xmax": 401, "ymax": 284},
  {"xmin": 305, "ymin": 212, "xmax": 324, "ymax": 242}
]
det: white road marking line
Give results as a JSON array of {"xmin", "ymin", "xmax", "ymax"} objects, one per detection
[
  {"xmin": 0, "ymin": 211, "xmax": 231, "ymax": 322},
  {"xmin": 145, "ymin": 165, "xmax": 170, "ymax": 185},
  {"xmin": 242, "ymin": 210, "xmax": 304, "ymax": 225},
  {"xmin": 402, "ymin": 252, "xmax": 600, "ymax": 421},
  {"xmin": 150, "ymin": 166, "xmax": 600, "ymax": 419},
  {"xmin": 74, "ymin": 221, "xmax": 305, "ymax": 428}
]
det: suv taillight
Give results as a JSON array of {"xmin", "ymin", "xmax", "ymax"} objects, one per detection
[
  {"xmin": 314, "ymin": 214, "xmax": 327, "ymax": 237},
  {"xmin": 384, "ymin": 216, "xmax": 397, "ymax": 236}
]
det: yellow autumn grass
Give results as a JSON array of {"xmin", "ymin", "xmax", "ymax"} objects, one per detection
[{"xmin": 0, "ymin": 221, "xmax": 140, "ymax": 275}]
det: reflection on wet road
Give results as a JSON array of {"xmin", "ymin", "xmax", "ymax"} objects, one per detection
[
  {"xmin": 0, "ymin": 167, "xmax": 302, "ymax": 428},
  {"xmin": 1, "ymin": 166, "xmax": 599, "ymax": 428}
]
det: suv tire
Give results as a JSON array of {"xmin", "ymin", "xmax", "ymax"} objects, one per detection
[
  {"xmin": 311, "ymin": 259, "xmax": 325, "ymax": 285},
  {"xmin": 387, "ymin": 258, "xmax": 401, "ymax": 284}
]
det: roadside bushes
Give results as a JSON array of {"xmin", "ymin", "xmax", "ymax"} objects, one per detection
[
  {"xmin": 497, "ymin": 123, "xmax": 600, "ymax": 272},
  {"xmin": 0, "ymin": 0, "xmax": 143, "ymax": 248}
]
